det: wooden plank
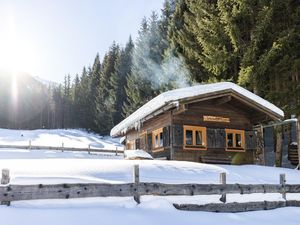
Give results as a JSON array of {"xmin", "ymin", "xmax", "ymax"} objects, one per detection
[
  {"xmin": 0, "ymin": 183, "xmax": 135, "ymax": 202},
  {"xmin": 163, "ymin": 126, "xmax": 170, "ymax": 147},
  {"xmin": 245, "ymin": 130, "xmax": 257, "ymax": 150},
  {"xmin": 214, "ymin": 96, "xmax": 232, "ymax": 105},
  {"xmin": 1, "ymin": 182, "xmax": 300, "ymax": 203},
  {"xmin": 174, "ymin": 201, "xmax": 300, "ymax": 213},
  {"xmin": 173, "ymin": 124, "xmax": 183, "ymax": 146}
]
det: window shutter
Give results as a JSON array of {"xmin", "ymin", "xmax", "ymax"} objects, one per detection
[
  {"xmin": 207, "ymin": 128, "xmax": 226, "ymax": 148},
  {"xmin": 147, "ymin": 133, "xmax": 152, "ymax": 151},
  {"xmin": 173, "ymin": 124, "xmax": 183, "ymax": 146},
  {"xmin": 216, "ymin": 129, "xmax": 226, "ymax": 148},
  {"xmin": 245, "ymin": 130, "xmax": 257, "ymax": 150},
  {"xmin": 207, "ymin": 128, "xmax": 216, "ymax": 148},
  {"xmin": 163, "ymin": 126, "xmax": 170, "ymax": 147}
]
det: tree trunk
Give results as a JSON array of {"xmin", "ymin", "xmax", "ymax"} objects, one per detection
[
  {"xmin": 297, "ymin": 115, "xmax": 300, "ymax": 169},
  {"xmin": 275, "ymin": 126, "xmax": 283, "ymax": 167}
]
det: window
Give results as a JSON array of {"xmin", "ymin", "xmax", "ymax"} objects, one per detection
[
  {"xmin": 152, "ymin": 128, "xmax": 164, "ymax": 151},
  {"xmin": 183, "ymin": 125, "xmax": 207, "ymax": 150},
  {"xmin": 225, "ymin": 129, "xmax": 245, "ymax": 151}
]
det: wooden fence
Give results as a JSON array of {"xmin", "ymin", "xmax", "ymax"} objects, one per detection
[
  {"xmin": 1, "ymin": 165, "xmax": 300, "ymax": 212},
  {"xmin": 0, "ymin": 143, "xmax": 124, "ymax": 154}
]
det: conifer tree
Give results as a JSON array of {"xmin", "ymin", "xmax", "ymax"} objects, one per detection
[
  {"xmin": 108, "ymin": 36, "xmax": 134, "ymax": 125},
  {"xmin": 95, "ymin": 42, "xmax": 120, "ymax": 134}
]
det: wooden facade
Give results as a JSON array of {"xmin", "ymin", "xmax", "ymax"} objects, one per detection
[{"xmin": 114, "ymin": 85, "xmax": 284, "ymax": 165}]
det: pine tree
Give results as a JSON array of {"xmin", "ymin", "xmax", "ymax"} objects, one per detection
[
  {"xmin": 95, "ymin": 42, "xmax": 120, "ymax": 134},
  {"xmin": 72, "ymin": 74, "xmax": 81, "ymax": 128},
  {"xmin": 88, "ymin": 54, "xmax": 101, "ymax": 131},
  {"xmin": 108, "ymin": 36, "xmax": 134, "ymax": 125},
  {"xmin": 167, "ymin": 0, "xmax": 209, "ymax": 82}
]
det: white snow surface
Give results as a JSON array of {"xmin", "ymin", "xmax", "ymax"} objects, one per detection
[
  {"xmin": 0, "ymin": 128, "xmax": 300, "ymax": 225},
  {"xmin": 111, "ymin": 82, "xmax": 284, "ymax": 136},
  {"xmin": 1, "ymin": 158, "xmax": 300, "ymax": 225},
  {"xmin": 0, "ymin": 128, "xmax": 123, "ymax": 150},
  {"xmin": 124, "ymin": 149, "xmax": 153, "ymax": 160}
]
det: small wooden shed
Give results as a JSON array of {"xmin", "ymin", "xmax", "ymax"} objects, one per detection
[{"xmin": 111, "ymin": 82, "xmax": 284, "ymax": 164}]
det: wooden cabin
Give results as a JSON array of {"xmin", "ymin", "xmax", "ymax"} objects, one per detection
[{"xmin": 111, "ymin": 82, "xmax": 284, "ymax": 165}]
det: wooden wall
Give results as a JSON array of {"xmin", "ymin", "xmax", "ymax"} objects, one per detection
[
  {"xmin": 125, "ymin": 111, "xmax": 172, "ymax": 159},
  {"xmin": 125, "ymin": 97, "xmax": 260, "ymax": 164},
  {"xmin": 171, "ymin": 100, "xmax": 255, "ymax": 164}
]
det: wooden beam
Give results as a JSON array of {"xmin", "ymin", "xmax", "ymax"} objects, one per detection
[
  {"xmin": 172, "ymin": 104, "xmax": 187, "ymax": 115},
  {"xmin": 174, "ymin": 201, "xmax": 300, "ymax": 213},
  {"xmin": 230, "ymin": 91, "xmax": 283, "ymax": 121},
  {"xmin": 214, "ymin": 96, "xmax": 232, "ymax": 105},
  {"xmin": 1, "ymin": 182, "xmax": 300, "ymax": 203}
]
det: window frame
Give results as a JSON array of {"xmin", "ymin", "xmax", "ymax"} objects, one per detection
[
  {"xmin": 183, "ymin": 125, "xmax": 207, "ymax": 150},
  {"xmin": 225, "ymin": 129, "xmax": 245, "ymax": 152},
  {"xmin": 152, "ymin": 128, "xmax": 164, "ymax": 152}
]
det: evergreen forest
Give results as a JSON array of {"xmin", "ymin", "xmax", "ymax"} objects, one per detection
[{"xmin": 0, "ymin": 0, "xmax": 299, "ymax": 134}]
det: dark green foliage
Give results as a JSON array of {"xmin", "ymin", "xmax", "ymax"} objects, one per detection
[
  {"xmin": 168, "ymin": 0, "xmax": 209, "ymax": 82},
  {"xmin": 95, "ymin": 42, "xmax": 120, "ymax": 134},
  {"xmin": 109, "ymin": 36, "xmax": 134, "ymax": 124},
  {"xmin": 1, "ymin": 0, "xmax": 299, "ymax": 133},
  {"xmin": 169, "ymin": 0, "xmax": 300, "ymax": 116}
]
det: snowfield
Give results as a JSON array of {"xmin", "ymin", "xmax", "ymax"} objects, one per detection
[
  {"xmin": 0, "ymin": 128, "xmax": 123, "ymax": 149},
  {"xmin": 0, "ymin": 129, "xmax": 300, "ymax": 225}
]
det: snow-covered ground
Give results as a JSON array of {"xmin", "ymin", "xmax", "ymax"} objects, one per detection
[
  {"xmin": 0, "ymin": 128, "xmax": 123, "ymax": 149},
  {"xmin": 0, "ymin": 129, "xmax": 300, "ymax": 225}
]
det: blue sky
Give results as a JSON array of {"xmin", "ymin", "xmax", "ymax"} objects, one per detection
[{"xmin": 0, "ymin": 0, "xmax": 164, "ymax": 82}]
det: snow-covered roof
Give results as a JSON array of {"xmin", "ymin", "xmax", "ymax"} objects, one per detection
[{"xmin": 111, "ymin": 82, "xmax": 284, "ymax": 137}]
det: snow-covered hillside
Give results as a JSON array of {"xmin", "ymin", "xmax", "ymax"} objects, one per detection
[
  {"xmin": 0, "ymin": 128, "xmax": 300, "ymax": 225},
  {"xmin": 0, "ymin": 128, "xmax": 123, "ymax": 150}
]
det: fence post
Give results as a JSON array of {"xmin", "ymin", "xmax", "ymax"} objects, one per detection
[
  {"xmin": 280, "ymin": 173, "xmax": 286, "ymax": 200},
  {"xmin": 115, "ymin": 147, "xmax": 118, "ymax": 156},
  {"xmin": 88, "ymin": 145, "xmax": 91, "ymax": 154},
  {"xmin": 29, "ymin": 140, "xmax": 31, "ymax": 150},
  {"xmin": 220, "ymin": 172, "xmax": 226, "ymax": 203},
  {"xmin": 62, "ymin": 142, "xmax": 64, "ymax": 152},
  {"xmin": 1, "ymin": 169, "xmax": 10, "ymax": 206},
  {"xmin": 133, "ymin": 164, "xmax": 140, "ymax": 204}
]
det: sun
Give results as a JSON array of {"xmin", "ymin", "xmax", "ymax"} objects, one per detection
[{"xmin": 0, "ymin": 12, "xmax": 38, "ymax": 75}]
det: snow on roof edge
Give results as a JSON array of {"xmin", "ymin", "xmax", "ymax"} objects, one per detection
[{"xmin": 111, "ymin": 82, "xmax": 284, "ymax": 137}]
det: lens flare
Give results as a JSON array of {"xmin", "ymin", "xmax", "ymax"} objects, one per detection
[{"xmin": 11, "ymin": 73, "xmax": 18, "ymax": 105}]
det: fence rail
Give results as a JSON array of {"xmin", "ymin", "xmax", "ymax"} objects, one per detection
[
  {"xmin": 1, "ymin": 166, "xmax": 300, "ymax": 212},
  {"xmin": 0, "ymin": 144, "xmax": 124, "ymax": 154}
]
